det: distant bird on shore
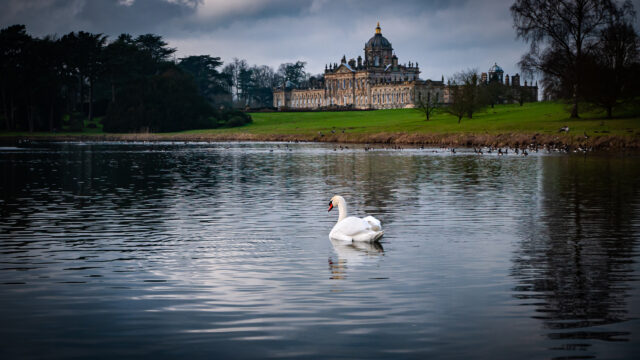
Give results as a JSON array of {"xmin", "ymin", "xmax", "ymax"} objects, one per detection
[{"xmin": 558, "ymin": 126, "xmax": 570, "ymax": 133}]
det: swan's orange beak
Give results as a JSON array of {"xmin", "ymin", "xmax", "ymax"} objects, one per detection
[{"xmin": 328, "ymin": 202, "xmax": 333, "ymax": 212}]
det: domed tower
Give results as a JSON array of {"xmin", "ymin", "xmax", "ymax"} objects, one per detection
[
  {"xmin": 364, "ymin": 22, "xmax": 393, "ymax": 68},
  {"xmin": 488, "ymin": 63, "xmax": 504, "ymax": 84}
]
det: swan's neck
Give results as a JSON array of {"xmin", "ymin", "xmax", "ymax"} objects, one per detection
[{"xmin": 337, "ymin": 198, "xmax": 348, "ymax": 222}]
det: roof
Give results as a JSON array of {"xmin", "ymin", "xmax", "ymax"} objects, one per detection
[
  {"xmin": 366, "ymin": 33, "xmax": 392, "ymax": 49},
  {"xmin": 489, "ymin": 62, "xmax": 503, "ymax": 73}
]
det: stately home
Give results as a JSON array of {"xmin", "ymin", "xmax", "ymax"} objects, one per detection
[
  {"xmin": 273, "ymin": 24, "xmax": 538, "ymax": 110},
  {"xmin": 273, "ymin": 23, "xmax": 444, "ymax": 110}
]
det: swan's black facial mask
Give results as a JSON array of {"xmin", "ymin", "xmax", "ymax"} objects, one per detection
[{"xmin": 328, "ymin": 201, "xmax": 334, "ymax": 212}]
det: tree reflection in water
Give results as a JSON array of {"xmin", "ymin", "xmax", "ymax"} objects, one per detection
[{"xmin": 511, "ymin": 156, "xmax": 640, "ymax": 352}]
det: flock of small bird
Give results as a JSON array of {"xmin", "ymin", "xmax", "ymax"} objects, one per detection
[{"xmin": 261, "ymin": 141, "xmax": 590, "ymax": 155}]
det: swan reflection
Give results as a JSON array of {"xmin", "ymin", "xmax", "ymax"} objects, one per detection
[{"xmin": 328, "ymin": 239, "xmax": 384, "ymax": 280}]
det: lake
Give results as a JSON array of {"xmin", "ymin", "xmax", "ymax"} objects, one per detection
[{"xmin": 1, "ymin": 142, "xmax": 639, "ymax": 359}]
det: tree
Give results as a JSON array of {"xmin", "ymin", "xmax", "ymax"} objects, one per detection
[
  {"xmin": 238, "ymin": 66, "xmax": 254, "ymax": 106},
  {"xmin": 511, "ymin": 0, "xmax": 617, "ymax": 118},
  {"xmin": 34, "ymin": 36, "xmax": 66, "ymax": 131},
  {"xmin": 582, "ymin": 3, "xmax": 640, "ymax": 117},
  {"xmin": 462, "ymin": 70, "xmax": 484, "ymax": 118},
  {"xmin": 104, "ymin": 66, "xmax": 213, "ymax": 132},
  {"xmin": 60, "ymin": 31, "xmax": 107, "ymax": 125},
  {"xmin": 0, "ymin": 25, "xmax": 32, "ymax": 130},
  {"xmin": 134, "ymin": 34, "xmax": 175, "ymax": 64},
  {"xmin": 416, "ymin": 88, "xmax": 439, "ymax": 121},
  {"xmin": 81, "ymin": 32, "xmax": 107, "ymax": 123},
  {"xmin": 446, "ymin": 79, "xmax": 466, "ymax": 123},
  {"xmin": 104, "ymin": 34, "xmax": 140, "ymax": 104},
  {"xmin": 515, "ymin": 83, "xmax": 536, "ymax": 106},
  {"xmin": 445, "ymin": 70, "xmax": 487, "ymax": 123},
  {"xmin": 222, "ymin": 58, "xmax": 249, "ymax": 104},
  {"xmin": 249, "ymin": 65, "xmax": 277, "ymax": 107},
  {"xmin": 178, "ymin": 55, "xmax": 231, "ymax": 105},
  {"xmin": 277, "ymin": 61, "xmax": 307, "ymax": 85},
  {"xmin": 485, "ymin": 81, "xmax": 507, "ymax": 108}
]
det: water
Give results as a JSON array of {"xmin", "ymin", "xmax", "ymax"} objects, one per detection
[{"xmin": 1, "ymin": 142, "xmax": 639, "ymax": 359}]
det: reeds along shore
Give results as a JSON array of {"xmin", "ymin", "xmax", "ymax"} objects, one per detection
[{"xmin": 4, "ymin": 132, "xmax": 640, "ymax": 152}]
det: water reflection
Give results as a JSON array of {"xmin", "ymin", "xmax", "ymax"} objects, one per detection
[
  {"xmin": 328, "ymin": 239, "xmax": 384, "ymax": 280},
  {"xmin": 511, "ymin": 155, "xmax": 640, "ymax": 357}
]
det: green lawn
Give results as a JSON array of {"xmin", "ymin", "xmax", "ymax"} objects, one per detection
[
  {"xmin": 185, "ymin": 101, "xmax": 639, "ymax": 137},
  {"xmin": 2, "ymin": 102, "xmax": 639, "ymax": 138}
]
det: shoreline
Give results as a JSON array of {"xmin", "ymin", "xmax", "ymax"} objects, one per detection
[{"xmin": 1, "ymin": 131, "xmax": 639, "ymax": 151}]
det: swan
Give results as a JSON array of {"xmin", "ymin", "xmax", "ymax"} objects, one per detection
[{"xmin": 328, "ymin": 195, "xmax": 384, "ymax": 242}]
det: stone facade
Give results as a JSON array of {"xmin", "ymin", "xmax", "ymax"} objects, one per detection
[
  {"xmin": 273, "ymin": 24, "xmax": 538, "ymax": 110},
  {"xmin": 273, "ymin": 23, "xmax": 444, "ymax": 110}
]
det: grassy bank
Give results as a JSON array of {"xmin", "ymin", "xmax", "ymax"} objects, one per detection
[{"xmin": 2, "ymin": 102, "xmax": 640, "ymax": 150}]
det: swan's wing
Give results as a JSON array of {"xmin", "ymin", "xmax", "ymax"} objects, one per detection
[
  {"xmin": 363, "ymin": 216, "xmax": 381, "ymax": 231},
  {"xmin": 331, "ymin": 217, "xmax": 384, "ymax": 242},
  {"xmin": 352, "ymin": 230, "xmax": 384, "ymax": 242},
  {"xmin": 332, "ymin": 217, "xmax": 370, "ymax": 237}
]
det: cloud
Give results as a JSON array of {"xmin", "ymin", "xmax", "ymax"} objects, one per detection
[{"xmin": 2, "ymin": 0, "xmax": 639, "ymax": 81}]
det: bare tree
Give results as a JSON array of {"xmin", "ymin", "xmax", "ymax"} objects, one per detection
[
  {"xmin": 446, "ymin": 79, "xmax": 466, "ymax": 123},
  {"xmin": 445, "ymin": 69, "xmax": 487, "ymax": 123},
  {"xmin": 416, "ymin": 89, "xmax": 439, "ymax": 121},
  {"xmin": 462, "ymin": 70, "xmax": 483, "ymax": 118},
  {"xmin": 222, "ymin": 58, "xmax": 248, "ymax": 103},
  {"xmin": 582, "ymin": 2, "xmax": 640, "ymax": 117},
  {"xmin": 511, "ymin": 0, "xmax": 616, "ymax": 118}
]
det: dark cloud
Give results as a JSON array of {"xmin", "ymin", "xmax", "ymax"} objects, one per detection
[
  {"xmin": 0, "ymin": 0, "xmax": 197, "ymax": 35},
  {"xmin": 2, "ymin": 0, "xmax": 640, "ymax": 80}
]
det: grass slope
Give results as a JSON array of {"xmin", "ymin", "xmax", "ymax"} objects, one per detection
[
  {"xmin": 2, "ymin": 102, "xmax": 639, "ymax": 147},
  {"xmin": 184, "ymin": 101, "xmax": 639, "ymax": 137}
]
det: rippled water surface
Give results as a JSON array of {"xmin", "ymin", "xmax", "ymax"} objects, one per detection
[{"xmin": 1, "ymin": 142, "xmax": 639, "ymax": 359}]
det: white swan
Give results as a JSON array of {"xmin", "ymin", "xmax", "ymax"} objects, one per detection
[{"xmin": 328, "ymin": 195, "xmax": 384, "ymax": 242}]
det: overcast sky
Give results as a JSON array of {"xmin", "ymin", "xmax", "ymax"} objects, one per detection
[{"xmin": 2, "ymin": 0, "xmax": 640, "ymax": 81}]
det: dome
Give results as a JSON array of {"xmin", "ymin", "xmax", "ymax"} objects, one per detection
[
  {"xmin": 489, "ymin": 63, "xmax": 503, "ymax": 73},
  {"xmin": 366, "ymin": 23, "xmax": 392, "ymax": 49},
  {"xmin": 366, "ymin": 34, "xmax": 392, "ymax": 48}
]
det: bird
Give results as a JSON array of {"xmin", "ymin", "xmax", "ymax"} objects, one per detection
[
  {"xmin": 328, "ymin": 195, "xmax": 384, "ymax": 242},
  {"xmin": 558, "ymin": 126, "xmax": 570, "ymax": 133}
]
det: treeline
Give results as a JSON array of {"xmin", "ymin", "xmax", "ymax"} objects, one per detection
[
  {"xmin": 0, "ymin": 25, "xmax": 251, "ymax": 133},
  {"xmin": 512, "ymin": 0, "xmax": 640, "ymax": 118},
  {"xmin": 221, "ymin": 59, "xmax": 320, "ymax": 108},
  {"xmin": 439, "ymin": 70, "xmax": 537, "ymax": 123}
]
